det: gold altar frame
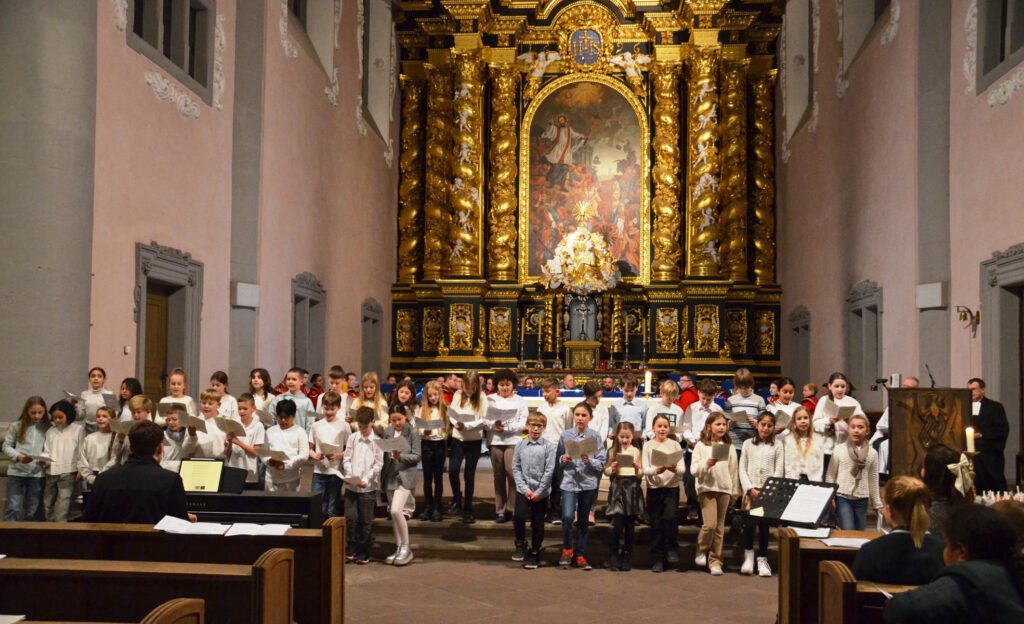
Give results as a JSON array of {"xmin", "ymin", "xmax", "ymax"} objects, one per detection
[{"xmin": 518, "ymin": 72, "xmax": 651, "ymax": 285}]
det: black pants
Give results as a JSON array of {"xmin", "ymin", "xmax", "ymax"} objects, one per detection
[
  {"xmin": 513, "ymin": 492, "xmax": 548, "ymax": 552},
  {"xmin": 549, "ymin": 460, "xmax": 563, "ymax": 515},
  {"xmin": 647, "ymin": 487, "xmax": 680, "ymax": 558},
  {"xmin": 448, "ymin": 438, "xmax": 483, "ymax": 508},
  {"xmin": 421, "ymin": 439, "xmax": 446, "ymax": 510},
  {"xmin": 609, "ymin": 513, "xmax": 636, "ymax": 553},
  {"xmin": 344, "ymin": 489, "xmax": 376, "ymax": 555},
  {"xmin": 743, "ymin": 518, "xmax": 771, "ymax": 556},
  {"xmin": 683, "ymin": 451, "xmax": 698, "ymax": 514}
]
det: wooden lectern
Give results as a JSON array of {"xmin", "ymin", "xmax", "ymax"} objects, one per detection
[{"xmin": 888, "ymin": 388, "xmax": 972, "ymax": 478}]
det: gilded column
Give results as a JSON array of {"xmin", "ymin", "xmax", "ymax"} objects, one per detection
[
  {"xmin": 446, "ymin": 49, "xmax": 485, "ymax": 278},
  {"xmin": 487, "ymin": 63, "xmax": 519, "ymax": 281},
  {"xmin": 750, "ymin": 70, "xmax": 777, "ymax": 285},
  {"xmin": 650, "ymin": 62, "xmax": 683, "ymax": 283},
  {"xmin": 718, "ymin": 58, "xmax": 749, "ymax": 282},
  {"xmin": 397, "ymin": 75, "xmax": 426, "ymax": 283},
  {"xmin": 685, "ymin": 46, "xmax": 722, "ymax": 277},
  {"xmin": 423, "ymin": 62, "xmax": 453, "ymax": 281}
]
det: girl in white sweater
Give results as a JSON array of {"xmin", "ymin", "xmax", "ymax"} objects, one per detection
[
  {"xmin": 487, "ymin": 369, "xmax": 528, "ymax": 523},
  {"xmin": 691, "ymin": 412, "xmax": 742, "ymax": 576},
  {"xmin": 739, "ymin": 411, "xmax": 784, "ymax": 577},
  {"xmin": 812, "ymin": 372, "xmax": 865, "ymax": 466},
  {"xmin": 826, "ymin": 414, "xmax": 882, "ymax": 530},
  {"xmin": 447, "ymin": 372, "xmax": 489, "ymax": 524},
  {"xmin": 783, "ymin": 406, "xmax": 825, "ymax": 481}
]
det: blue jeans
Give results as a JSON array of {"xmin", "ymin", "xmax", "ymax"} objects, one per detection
[
  {"xmin": 4, "ymin": 475, "xmax": 44, "ymax": 521},
  {"xmin": 836, "ymin": 496, "xmax": 868, "ymax": 530},
  {"xmin": 311, "ymin": 473, "xmax": 343, "ymax": 518},
  {"xmin": 561, "ymin": 488, "xmax": 598, "ymax": 556}
]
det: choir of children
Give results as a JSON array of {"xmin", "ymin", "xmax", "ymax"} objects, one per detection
[{"xmin": 12, "ymin": 363, "xmax": 1020, "ymax": 597}]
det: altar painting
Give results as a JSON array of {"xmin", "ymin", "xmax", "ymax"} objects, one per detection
[{"xmin": 520, "ymin": 75, "xmax": 648, "ymax": 283}]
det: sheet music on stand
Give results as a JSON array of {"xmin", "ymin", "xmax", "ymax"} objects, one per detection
[{"xmin": 744, "ymin": 477, "xmax": 837, "ymax": 528}]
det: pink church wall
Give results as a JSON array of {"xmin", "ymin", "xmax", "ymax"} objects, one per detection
[
  {"xmin": 948, "ymin": 0, "xmax": 1024, "ymax": 384},
  {"xmin": 256, "ymin": 2, "xmax": 398, "ymax": 382},
  {"xmin": 89, "ymin": 0, "xmax": 237, "ymax": 387},
  {"xmin": 778, "ymin": 1, "xmax": 920, "ymax": 391}
]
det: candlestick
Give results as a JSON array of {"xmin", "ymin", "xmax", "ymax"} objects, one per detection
[
  {"xmin": 644, "ymin": 370, "xmax": 652, "ymax": 395},
  {"xmin": 965, "ymin": 427, "xmax": 975, "ymax": 454}
]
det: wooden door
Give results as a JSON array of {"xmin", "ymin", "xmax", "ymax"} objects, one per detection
[{"xmin": 145, "ymin": 291, "xmax": 169, "ymax": 406}]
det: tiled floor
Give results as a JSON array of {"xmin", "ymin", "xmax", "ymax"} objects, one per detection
[{"xmin": 345, "ymin": 558, "xmax": 779, "ymax": 623}]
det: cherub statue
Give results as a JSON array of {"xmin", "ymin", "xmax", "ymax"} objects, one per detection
[
  {"xmin": 458, "ymin": 142, "xmax": 474, "ymax": 165},
  {"xmin": 519, "ymin": 50, "xmax": 562, "ymax": 101},
  {"xmin": 697, "ymin": 104, "xmax": 717, "ymax": 131},
  {"xmin": 694, "ymin": 141, "xmax": 711, "ymax": 167},
  {"xmin": 609, "ymin": 52, "xmax": 651, "ymax": 99}
]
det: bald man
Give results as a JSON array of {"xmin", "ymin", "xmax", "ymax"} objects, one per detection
[{"xmin": 871, "ymin": 376, "xmax": 920, "ymax": 476}]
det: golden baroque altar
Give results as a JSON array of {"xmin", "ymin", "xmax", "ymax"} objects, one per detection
[{"xmin": 390, "ymin": 0, "xmax": 783, "ymax": 377}]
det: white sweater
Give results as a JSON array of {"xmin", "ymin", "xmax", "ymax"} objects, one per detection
[
  {"xmin": 448, "ymin": 392, "xmax": 488, "ymax": 442},
  {"xmin": 812, "ymin": 395, "xmax": 865, "ymax": 453},
  {"xmin": 739, "ymin": 438, "xmax": 784, "ymax": 492},
  {"xmin": 826, "ymin": 441, "xmax": 882, "ymax": 509},
  {"xmin": 783, "ymin": 433, "xmax": 825, "ymax": 481},
  {"xmin": 537, "ymin": 401, "xmax": 572, "ymax": 445},
  {"xmin": 43, "ymin": 422, "xmax": 85, "ymax": 476},
  {"xmin": 486, "ymin": 394, "xmax": 528, "ymax": 446},
  {"xmin": 690, "ymin": 441, "xmax": 741, "ymax": 496},
  {"xmin": 262, "ymin": 424, "xmax": 309, "ymax": 484},
  {"xmin": 78, "ymin": 430, "xmax": 113, "ymax": 482}
]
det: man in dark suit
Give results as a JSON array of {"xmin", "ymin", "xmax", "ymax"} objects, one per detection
[
  {"xmin": 968, "ymin": 378, "xmax": 1009, "ymax": 492},
  {"xmin": 83, "ymin": 420, "xmax": 196, "ymax": 524}
]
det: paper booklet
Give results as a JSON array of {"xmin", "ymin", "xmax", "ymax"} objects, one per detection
[
  {"xmin": 256, "ymin": 448, "xmax": 289, "ymax": 462},
  {"xmin": 414, "ymin": 416, "xmax": 445, "ymax": 430},
  {"xmin": 317, "ymin": 441, "xmax": 342, "ymax": 457},
  {"xmin": 215, "ymin": 417, "xmax": 246, "ymax": 437},
  {"xmin": 375, "ymin": 435, "xmax": 412, "ymax": 453},
  {"xmin": 156, "ymin": 402, "xmax": 189, "ymax": 418},
  {"xmin": 108, "ymin": 419, "xmax": 135, "ymax": 435},
  {"xmin": 711, "ymin": 442, "xmax": 731, "ymax": 462},
  {"xmin": 650, "ymin": 448, "xmax": 684, "ymax": 468},
  {"xmin": 183, "ymin": 414, "xmax": 208, "ymax": 434},
  {"xmin": 154, "ymin": 515, "xmax": 228, "ymax": 536},
  {"xmin": 563, "ymin": 436, "xmax": 599, "ymax": 459},
  {"xmin": 820, "ymin": 398, "xmax": 856, "ymax": 422},
  {"xmin": 729, "ymin": 407, "xmax": 753, "ymax": 423},
  {"xmin": 224, "ymin": 523, "xmax": 291, "ymax": 537},
  {"xmin": 23, "ymin": 453, "xmax": 51, "ymax": 463},
  {"xmin": 792, "ymin": 527, "xmax": 831, "ymax": 538},
  {"xmin": 818, "ymin": 537, "xmax": 870, "ymax": 549},
  {"xmin": 447, "ymin": 407, "xmax": 478, "ymax": 424},
  {"xmin": 63, "ymin": 390, "xmax": 79, "ymax": 400},
  {"xmin": 774, "ymin": 409, "xmax": 793, "ymax": 429},
  {"xmin": 343, "ymin": 474, "xmax": 364, "ymax": 486},
  {"xmin": 485, "ymin": 407, "xmax": 520, "ymax": 423},
  {"xmin": 255, "ymin": 408, "xmax": 274, "ymax": 426},
  {"xmin": 616, "ymin": 453, "xmax": 634, "ymax": 468}
]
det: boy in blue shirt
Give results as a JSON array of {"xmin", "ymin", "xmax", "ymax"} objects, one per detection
[{"xmin": 512, "ymin": 413, "xmax": 556, "ymax": 569}]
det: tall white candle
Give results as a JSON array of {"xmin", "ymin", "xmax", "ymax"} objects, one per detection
[
  {"xmin": 644, "ymin": 370, "xmax": 652, "ymax": 395},
  {"xmin": 965, "ymin": 427, "xmax": 975, "ymax": 453}
]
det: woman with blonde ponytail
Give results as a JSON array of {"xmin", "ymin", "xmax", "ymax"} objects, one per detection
[{"xmin": 852, "ymin": 476, "xmax": 944, "ymax": 584}]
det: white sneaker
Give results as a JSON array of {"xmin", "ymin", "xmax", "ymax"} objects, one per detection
[
  {"xmin": 740, "ymin": 549, "xmax": 755, "ymax": 575},
  {"xmin": 709, "ymin": 563, "xmax": 723, "ymax": 576},
  {"xmin": 757, "ymin": 557, "xmax": 772, "ymax": 577},
  {"xmin": 385, "ymin": 547, "xmax": 400, "ymax": 565},
  {"xmin": 694, "ymin": 552, "xmax": 707, "ymax": 568}
]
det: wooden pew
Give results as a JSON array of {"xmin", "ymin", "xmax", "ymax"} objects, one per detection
[
  {"xmin": 778, "ymin": 528, "xmax": 882, "ymax": 624},
  {"xmin": 0, "ymin": 518, "xmax": 344, "ymax": 624},
  {"xmin": 818, "ymin": 560, "xmax": 916, "ymax": 624},
  {"xmin": 17, "ymin": 598, "xmax": 204, "ymax": 624},
  {"xmin": 0, "ymin": 549, "xmax": 292, "ymax": 623}
]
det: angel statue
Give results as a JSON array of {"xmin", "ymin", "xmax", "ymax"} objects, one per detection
[
  {"xmin": 609, "ymin": 51, "xmax": 651, "ymax": 99},
  {"xmin": 519, "ymin": 50, "xmax": 562, "ymax": 101}
]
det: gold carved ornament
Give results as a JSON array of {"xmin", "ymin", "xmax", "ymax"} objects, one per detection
[
  {"xmin": 725, "ymin": 308, "xmax": 747, "ymax": 354},
  {"xmin": 395, "ymin": 309, "xmax": 417, "ymax": 352},
  {"xmin": 487, "ymin": 64, "xmax": 520, "ymax": 281},
  {"xmin": 554, "ymin": 3, "xmax": 619, "ymax": 74},
  {"xmin": 751, "ymin": 71, "xmax": 777, "ymax": 285},
  {"xmin": 718, "ymin": 59, "xmax": 749, "ymax": 282},
  {"xmin": 650, "ymin": 62, "xmax": 683, "ymax": 282},
  {"xmin": 655, "ymin": 307, "xmax": 679, "ymax": 354},
  {"xmin": 423, "ymin": 64, "xmax": 453, "ymax": 280},
  {"xmin": 448, "ymin": 50, "xmax": 485, "ymax": 277},
  {"xmin": 754, "ymin": 310, "xmax": 776, "ymax": 356},
  {"xmin": 397, "ymin": 76, "xmax": 426, "ymax": 284},
  {"xmin": 518, "ymin": 73, "xmax": 651, "ymax": 285},
  {"xmin": 449, "ymin": 303, "xmax": 475, "ymax": 351},
  {"xmin": 544, "ymin": 295, "xmax": 554, "ymax": 352},
  {"xmin": 686, "ymin": 46, "xmax": 722, "ymax": 277},
  {"xmin": 489, "ymin": 307, "xmax": 512, "ymax": 352},
  {"xmin": 422, "ymin": 307, "xmax": 444, "ymax": 352},
  {"xmin": 693, "ymin": 304, "xmax": 720, "ymax": 352}
]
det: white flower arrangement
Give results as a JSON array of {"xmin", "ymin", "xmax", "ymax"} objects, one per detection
[{"xmin": 542, "ymin": 226, "xmax": 621, "ymax": 295}]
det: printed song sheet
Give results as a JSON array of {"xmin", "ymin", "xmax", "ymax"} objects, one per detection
[{"xmin": 780, "ymin": 484, "xmax": 834, "ymax": 524}]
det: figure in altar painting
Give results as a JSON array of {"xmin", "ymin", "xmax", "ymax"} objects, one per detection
[{"xmin": 526, "ymin": 80, "xmax": 643, "ymax": 279}]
